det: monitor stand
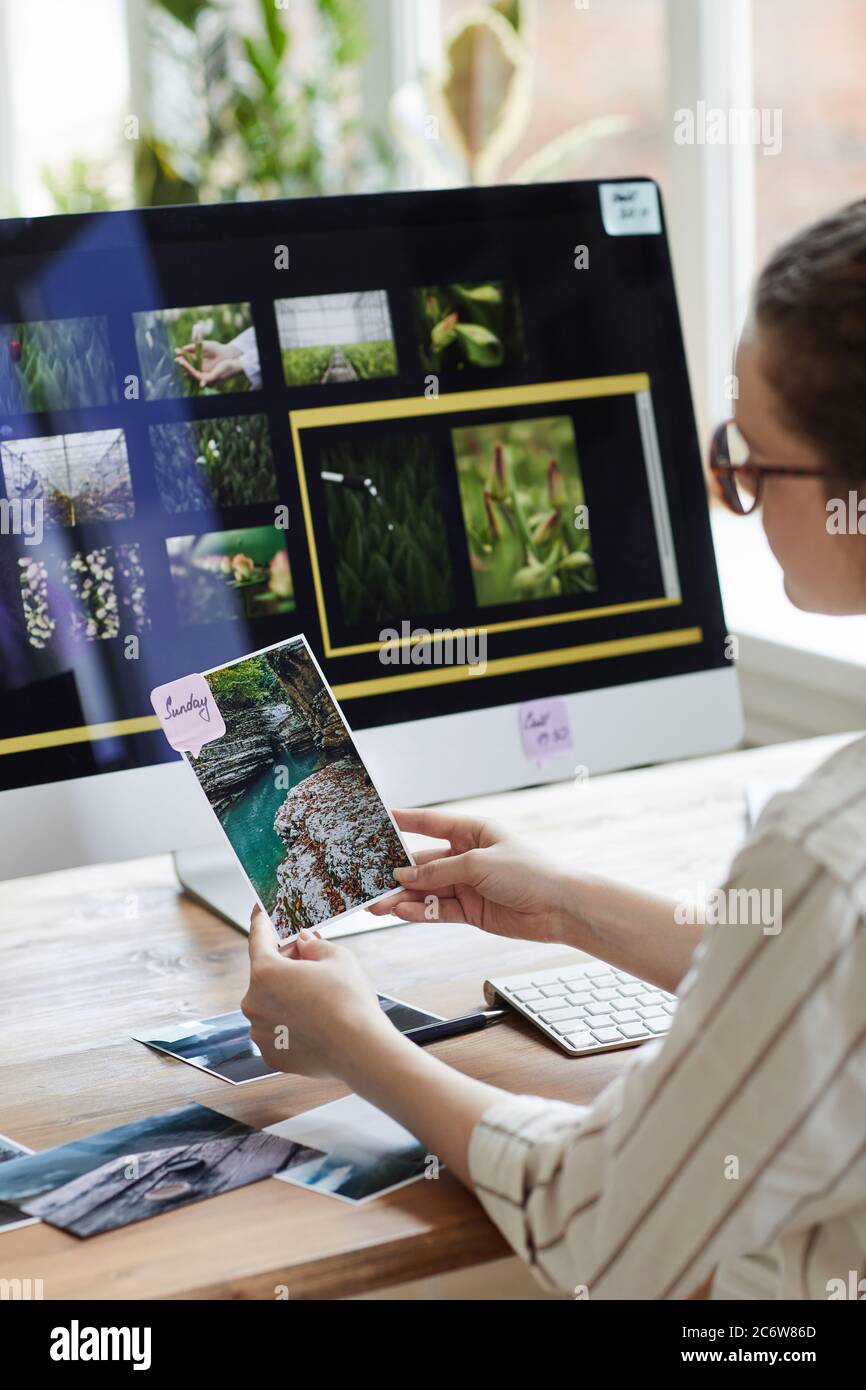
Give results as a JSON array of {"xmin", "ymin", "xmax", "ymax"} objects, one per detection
[{"xmin": 173, "ymin": 846, "xmax": 403, "ymax": 939}]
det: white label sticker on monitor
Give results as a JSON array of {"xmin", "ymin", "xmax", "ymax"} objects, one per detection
[{"xmin": 599, "ymin": 182, "xmax": 662, "ymax": 236}]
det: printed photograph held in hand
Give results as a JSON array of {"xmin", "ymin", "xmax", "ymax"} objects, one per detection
[{"xmin": 186, "ymin": 636, "xmax": 411, "ymax": 938}]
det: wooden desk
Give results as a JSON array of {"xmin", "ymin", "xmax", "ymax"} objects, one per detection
[{"xmin": 0, "ymin": 734, "xmax": 852, "ymax": 1300}]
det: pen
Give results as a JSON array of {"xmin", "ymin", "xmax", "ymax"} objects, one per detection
[{"xmin": 403, "ymin": 1008, "xmax": 507, "ymax": 1046}]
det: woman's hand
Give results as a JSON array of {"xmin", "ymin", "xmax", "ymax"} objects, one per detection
[
  {"xmin": 370, "ymin": 808, "xmax": 571, "ymax": 945},
  {"xmin": 174, "ymin": 339, "xmax": 243, "ymax": 386},
  {"xmin": 241, "ymin": 910, "xmax": 392, "ymax": 1079}
]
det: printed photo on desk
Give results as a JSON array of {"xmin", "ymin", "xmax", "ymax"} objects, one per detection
[
  {"xmin": 132, "ymin": 1010, "xmax": 278, "ymax": 1084},
  {"xmin": 267, "ymin": 1094, "xmax": 433, "ymax": 1205},
  {"xmin": 0, "ymin": 1104, "xmax": 306, "ymax": 1238},
  {"xmin": 183, "ymin": 634, "xmax": 413, "ymax": 940},
  {"xmin": 132, "ymin": 995, "xmax": 441, "ymax": 1084},
  {"xmin": 0, "ymin": 1132, "xmax": 38, "ymax": 1234}
]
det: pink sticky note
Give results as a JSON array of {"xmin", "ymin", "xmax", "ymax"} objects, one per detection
[
  {"xmin": 150, "ymin": 673, "xmax": 226, "ymax": 758},
  {"xmin": 519, "ymin": 698, "xmax": 574, "ymax": 762}
]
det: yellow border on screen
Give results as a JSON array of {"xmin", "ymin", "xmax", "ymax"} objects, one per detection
[
  {"xmin": 289, "ymin": 372, "xmax": 675, "ymax": 660},
  {"xmin": 0, "ymin": 625, "xmax": 703, "ymax": 755},
  {"xmin": 329, "ymin": 625, "xmax": 704, "ymax": 700}
]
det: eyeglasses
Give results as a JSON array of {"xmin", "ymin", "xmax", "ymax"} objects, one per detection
[{"xmin": 708, "ymin": 419, "xmax": 836, "ymax": 516}]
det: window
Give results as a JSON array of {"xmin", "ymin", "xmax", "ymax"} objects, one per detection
[
  {"xmin": 752, "ymin": 0, "xmax": 866, "ymax": 263},
  {"xmin": 1, "ymin": 0, "xmax": 132, "ymax": 215},
  {"xmin": 436, "ymin": 0, "xmax": 670, "ymax": 190}
]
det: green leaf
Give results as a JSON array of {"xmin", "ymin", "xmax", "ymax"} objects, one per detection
[
  {"xmin": 242, "ymin": 37, "xmax": 279, "ymax": 95},
  {"xmin": 453, "ymin": 322, "xmax": 504, "ymax": 367},
  {"xmin": 152, "ymin": 0, "xmax": 210, "ymax": 31},
  {"xmin": 453, "ymin": 283, "xmax": 502, "ymax": 304},
  {"xmin": 259, "ymin": 0, "xmax": 288, "ymax": 61},
  {"xmin": 430, "ymin": 314, "xmax": 458, "ymax": 351}
]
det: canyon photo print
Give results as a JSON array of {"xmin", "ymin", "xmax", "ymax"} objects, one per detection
[{"xmin": 188, "ymin": 636, "xmax": 411, "ymax": 938}]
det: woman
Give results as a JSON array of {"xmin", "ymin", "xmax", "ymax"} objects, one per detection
[{"xmin": 242, "ymin": 201, "xmax": 866, "ymax": 1300}]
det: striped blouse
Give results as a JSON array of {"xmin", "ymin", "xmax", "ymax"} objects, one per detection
[{"xmin": 468, "ymin": 735, "xmax": 866, "ymax": 1300}]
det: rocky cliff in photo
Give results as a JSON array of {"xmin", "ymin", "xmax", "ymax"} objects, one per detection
[
  {"xmin": 271, "ymin": 756, "xmax": 407, "ymax": 933},
  {"xmin": 190, "ymin": 701, "xmax": 315, "ymax": 815},
  {"xmin": 265, "ymin": 643, "xmax": 350, "ymax": 753}
]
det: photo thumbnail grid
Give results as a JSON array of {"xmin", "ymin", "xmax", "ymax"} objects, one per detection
[{"xmin": 1, "ymin": 277, "xmax": 538, "ymax": 660}]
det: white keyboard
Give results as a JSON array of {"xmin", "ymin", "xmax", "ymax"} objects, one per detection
[{"xmin": 484, "ymin": 960, "xmax": 677, "ymax": 1056}]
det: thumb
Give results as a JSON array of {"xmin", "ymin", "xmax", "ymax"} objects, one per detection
[
  {"xmin": 395, "ymin": 849, "xmax": 482, "ymax": 892},
  {"xmin": 294, "ymin": 928, "xmax": 335, "ymax": 961},
  {"xmin": 248, "ymin": 905, "xmax": 281, "ymax": 964}
]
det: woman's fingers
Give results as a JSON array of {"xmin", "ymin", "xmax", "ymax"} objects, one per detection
[
  {"xmin": 385, "ymin": 894, "xmax": 467, "ymax": 924},
  {"xmin": 368, "ymin": 847, "xmax": 456, "ymax": 914},
  {"xmin": 410, "ymin": 846, "xmax": 454, "ymax": 866},
  {"xmin": 176, "ymin": 358, "xmax": 204, "ymax": 383},
  {"xmin": 392, "ymin": 806, "xmax": 485, "ymax": 843},
  {"xmin": 394, "ymin": 847, "xmax": 483, "ymax": 892},
  {"xmin": 368, "ymin": 892, "xmax": 403, "ymax": 915},
  {"xmin": 370, "ymin": 884, "xmax": 464, "ymax": 920}
]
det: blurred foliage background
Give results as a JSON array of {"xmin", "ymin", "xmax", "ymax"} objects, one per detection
[
  {"xmin": 39, "ymin": 0, "xmax": 629, "ymax": 214},
  {"xmin": 46, "ymin": 0, "xmax": 389, "ymax": 212}
]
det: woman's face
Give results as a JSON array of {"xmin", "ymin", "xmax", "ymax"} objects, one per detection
[{"xmin": 734, "ymin": 325, "xmax": 866, "ymax": 615}]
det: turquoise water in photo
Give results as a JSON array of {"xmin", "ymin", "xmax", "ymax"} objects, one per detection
[{"xmin": 219, "ymin": 750, "xmax": 323, "ymax": 911}]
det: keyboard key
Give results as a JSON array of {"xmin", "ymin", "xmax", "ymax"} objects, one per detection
[
  {"xmin": 592, "ymin": 987, "xmax": 618, "ymax": 1002},
  {"xmin": 646, "ymin": 1018, "xmax": 670, "ymax": 1033},
  {"xmin": 640, "ymin": 1006, "xmax": 666, "ymax": 1020},
  {"xmin": 618, "ymin": 1022, "xmax": 649, "ymax": 1039},
  {"xmin": 582, "ymin": 964, "xmax": 609, "ymax": 977},
  {"xmin": 618, "ymin": 983, "xmax": 643, "ymax": 996},
  {"xmin": 540, "ymin": 983, "xmax": 570, "ymax": 997},
  {"xmin": 557, "ymin": 967, "xmax": 589, "ymax": 982},
  {"xmin": 590, "ymin": 1026, "xmax": 623, "ymax": 1044},
  {"xmin": 513, "ymin": 988, "xmax": 542, "ymax": 1001},
  {"xmin": 539, "ymin": 1006, "xmax": 580, "ymax": 1022},
  {"xmin": 585, "ymin": 1001, "xmax": 613, "ymax": 1016},
  {"xmin": 635, "ymin": 992, "xmax": 663, "ymax": 1007},
  {"xmin": 563, "ymin": 1031, "xmax": 596, "ymax": 1051},
  {"xmin": 523, "ymin": 1000, "xmax": 547, "ymax": 1013},
  {"xmin": 612, "ymin": 1009, "xmax": 639, "ymax": 1024},
  {"xmin": 551, "ymin": 1015, "xmax": 589, "ymax": 1034},
  {"xmin": 662, "ymin": 1003, "xmax": 677, "ymax": 1015},
  {"xmin": 584, "ymin": 1014, "xmax": 613, "ymax": 1030},
  {"xmin": 566, "ymin": 991, "xmax": 593, "ymax": 1006}
]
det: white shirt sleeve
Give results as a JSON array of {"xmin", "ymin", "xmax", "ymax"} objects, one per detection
[
  {"xmin": 468, "ymin": 831, "xmax": 866, "ymax": 1299},
  {"xmin": 232, "ymin": 326, "xmax": 261, "ymax": 390}
]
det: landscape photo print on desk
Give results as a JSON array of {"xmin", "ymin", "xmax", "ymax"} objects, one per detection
[
  {"xmin": 132, "ymin": 995, "xmax": 442, "ymax": 1084},
  {"xmin": 173, "ymin": 634, "xmax": 413, "ymax": 941},
  {"xmin": 0, "ymin": 1132, "xmax": 38, "ymax": 1234},
  {"xmin": 0, "ymin": 1104, "xmax": 315, "ymax": 1238}
]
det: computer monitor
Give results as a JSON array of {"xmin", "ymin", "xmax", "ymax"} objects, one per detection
[{"xmin": 0, "ymin": 179, "xmax": 741, "ymax": 923}]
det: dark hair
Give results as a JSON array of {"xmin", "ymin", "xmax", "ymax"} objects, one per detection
[{"xmin": 754, "ymin": 198, "xmax": 866, "ymax": 481}]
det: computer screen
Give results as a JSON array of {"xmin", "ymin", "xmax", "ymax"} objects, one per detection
[{"xmin": 0, "ymin": 180, "xmax": 731, "ymax": 800}]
